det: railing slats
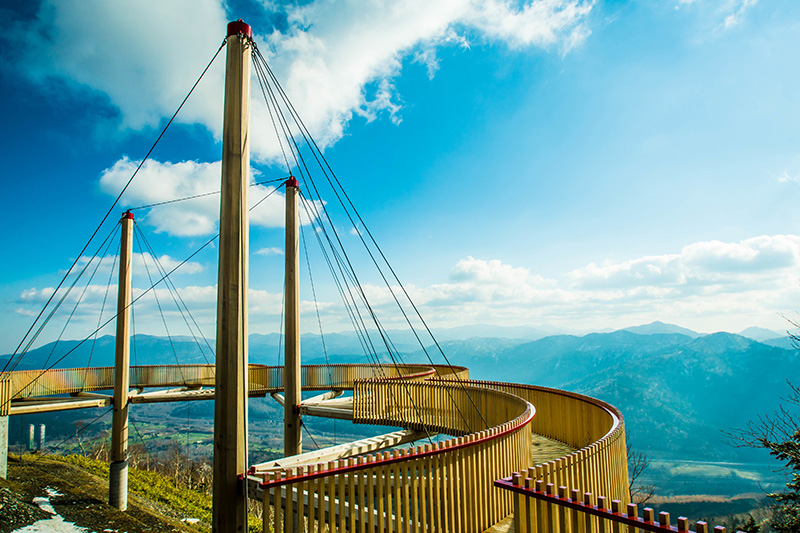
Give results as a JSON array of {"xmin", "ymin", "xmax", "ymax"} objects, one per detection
[{"xmin": 497, "ymin": 477, "xmax": 749, "ymax": 533}]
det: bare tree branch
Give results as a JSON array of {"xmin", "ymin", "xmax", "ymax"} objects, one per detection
[{"xmin": 627, "ymin": 430, "xmax": 656, "ymax": 505}]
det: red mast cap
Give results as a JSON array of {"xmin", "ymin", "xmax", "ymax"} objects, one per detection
[
  {"xmin": 122, "ymin": 210, "xmax": 134, "ymax": 220},
  {"xmin": 286, "ymin": 176, "xmax": 299, "ymax": 188},
  {"xmin": 227, "ymin": 19, "xmax": 252, "ymax": 38}
]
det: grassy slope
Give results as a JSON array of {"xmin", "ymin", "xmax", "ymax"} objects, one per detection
[{"xmin": 30, "ymin": 454, "xmax": 261, "ymax": 532}]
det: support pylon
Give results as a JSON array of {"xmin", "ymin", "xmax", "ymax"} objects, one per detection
[
  {"xmin": 212, "ymin": 19, "xmax": 252, "ymax": 533},
  {"xmin": 110, "ymin": 210, "xmax": 133, "ymax": 510},
  {"xmin": 284, "ymin": 177, "xmax": 302, "ymax": 457}
]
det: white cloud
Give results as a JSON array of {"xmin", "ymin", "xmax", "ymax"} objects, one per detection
[
  {"xmin": 99, "ymin": 158, "xmax": 223, "ymax": 236},
  {"xmin": 15, "ymin": 0, "xmax": 227, "ymax": 133},
  {"xmin": 98, "ymin": 157, "xmax": 291, "ymax": 236},
  {"xmin": 140, "ymin": 253, "xmax": 204, "ymax": 275},
  {"xmin": 341, "ymin": 236, "xmax": 800, "ymax": 334},
  {"xmin": 262, "ymin": 0, "xmax": 593, "ymax": 147},
  {"xmin": 350, "ymin": 257, "xmax": 565, "ymax": 312},
  {"xmin": 723, "ymin": 0, "xmax": 758, "ymax": 29},
  {"xmin": 676, "ymin": 0, "xmax": 759, "ymax": 31},
  {"xmin": 778, "ymin": 171, "xmax": 800, "ymax": 186},
  {"xmin": 461, "ymin": 0, "xmax": 594, "ymax": 49},
  {"xmin": 255, "ymin": 247, "xmax": 284, "ymax": 256},
  {"xmin": 570, "ymin": 235, "xmax": 800, "ymax": 290},
  {"xmin": 15, "ymin": 235, "xmax": 800, "ymax": 341},
  {"xmin": 12, "ymin": 0, "xmax": 594, "ymax": 159}
]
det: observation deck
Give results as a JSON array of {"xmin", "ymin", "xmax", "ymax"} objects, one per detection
[{"xmin": 0, "ymin": 362, "xmax": 628, "ymax": 532}]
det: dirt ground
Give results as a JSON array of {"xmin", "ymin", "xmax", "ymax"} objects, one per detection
[{"xmin": 0, "ymin": 455, "xmax": 197, "ymax": 533}]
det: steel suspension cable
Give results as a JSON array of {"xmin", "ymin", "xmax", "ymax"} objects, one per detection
[
  {"xmin": 2, "ymin": 220, "xmax": 120, "ymax": 376},
  {"xmin": 297, "ymin": 191, "xmax": 433, "ymax": 443},
  {"xmin": 39, "ymin": 222, "xmax": 120, "ymax": 375},
  {"xmin": 129, "ymin": 417, "xmax": 155, "ymax": 470},
  {"xmin": 81, "ymin": 243, "xmax": 120, "ymax": 390},
  {"xmin": 299, "ymin": 225, "xmax": 335, "ymax": 388},
  {"xmin": 133, "ymin": 223, "xmax": 214, "ymax": 366},
  {"xmin": 255, "ymin": 48, "xmax": 485, "ymax": 429},
  {"xmin": 8, "ymin": 39, "xmax": 226, "ymax": 368},
  {"xmin": 133, "ymin": 229, "xmax": 188, "ymax": 385},
  {"xmin": 298, "ymin": 194, "xmax": 388, "ymax": 379},
  {"xmin": 252, "ymin": 49, "xmax": 419, "ymax": 376},
  {"xmin": 127, "ymin": 178, "xmax": 285, "ymax": 211},
  {"xmin": 252, "ymin": 52, "xmax": 294, "ymax": 176},
  {"xmin": 5, "ymin": 235, "xmax": 219, "ymax": 404},
  {"xmin": 6, "ymin": 172, "xmax": 291, "ymax": 403},
  {"xmin": 296, "ymin": 185, "xmax": 411, "ymax": 371}
]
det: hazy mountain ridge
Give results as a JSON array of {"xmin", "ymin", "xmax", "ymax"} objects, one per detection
[
  {"xmin": 439, "ymin": 330, "xmax": 799, "ymax": 465},
  {"xmin": 621, "ymin": 321, "xmax": 701, "ymax": 338},
  {"xmin": 3, "ymin": 323, "xmax": 795, "ymax": 470}
]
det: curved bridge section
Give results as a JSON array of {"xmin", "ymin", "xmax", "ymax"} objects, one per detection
[
  {"xmin": 470, "ymin": 380, "xmax": 629, "ymax": 504},
  {"xmin": 258, "ymin": 379, "xmax": 535, "ymax": 532},
  {"xmin": 254, "ymin": 375, "xmax": 630, "ymax": 532},
  {"xmin": 0, "ymin": 364, "xmax": 469, "ymax": 406},
  {"xmin": 0, "ymin": 364, "xmax": 628, "ymax": 532}
]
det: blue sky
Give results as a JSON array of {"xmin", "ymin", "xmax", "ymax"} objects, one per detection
[{"xmin": 2, "ymin": 0, "xmax": 800, "ymax": 353}]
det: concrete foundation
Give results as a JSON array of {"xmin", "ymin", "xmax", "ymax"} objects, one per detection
[{"xmin": 109, "ymin": 460, "xmax": 128, "ymax": 511}]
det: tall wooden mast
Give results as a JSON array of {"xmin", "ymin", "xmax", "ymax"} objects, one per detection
[
  {"xmin": 109, "ymin": 210, "xmax": 133, "ymax": 510},
  {"xmin": 213, "ymin": 19, "xmax": 252, "ymax": 533},
  {"xmin": 284, "ymin": 177, "xmax": 302, "ymax": 456}
]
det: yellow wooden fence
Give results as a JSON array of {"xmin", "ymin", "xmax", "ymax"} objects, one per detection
[
  {"xmin": 462, "ymin": 380, "xmax": 630, "ymax": 506},
  {"xmin": 3, "ymin": 363, "xmax": 469, "ymax": 402},
  {"xmin": 3, "ymin": 363, "xmax": 632, "ymax": 532},
  {"xmin": 260, "ymin": 379, "xmax": 535, "ymax": 532}
]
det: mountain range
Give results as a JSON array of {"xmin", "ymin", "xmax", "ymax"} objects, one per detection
[{"xmin": 2, "ymin": 321, "xmax": 796, "ymax": 491}]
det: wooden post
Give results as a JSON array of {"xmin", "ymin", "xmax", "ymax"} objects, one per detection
[
  {"xmin": 109, "ymin": 210, "xmax": 133, "ymax": 510},
  {"xmin": 284, "ymin": 176, "xmax": 302, "ymax": 456},
  {"xmin": 213, "ymin": 19, "xmax": 252, "ymax": 533}
]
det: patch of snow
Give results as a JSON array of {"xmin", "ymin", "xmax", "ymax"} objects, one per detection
[
  {"xmin": 12, "ymin": 516, "xmax": 88, "ymax": 533},
  {"xmin": 12, "ymin": 487, "xmax": 87, "ymax": 533},
  {"xmin": 31, "ymin": 495, "xmax": 57, "ymax": 516}
]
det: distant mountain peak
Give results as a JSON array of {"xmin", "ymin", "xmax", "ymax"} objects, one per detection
[
  {"xmin": 738, "ymin": 326, "xmax": 784, "ymax": 342},
  {"xmin": 619, "ymin": 321, "xmax": 700, "ymax": 338}
]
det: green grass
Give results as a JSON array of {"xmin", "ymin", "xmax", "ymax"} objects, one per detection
[{"xmin": 40, "ymin": 454, "xmax": 262, "ymax": 532}]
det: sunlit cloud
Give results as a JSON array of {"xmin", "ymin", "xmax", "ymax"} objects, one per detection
[
  {"xmin": 98, "ymin": 157, "xmax": 293, "ymax": 237},
  {"xmin": 348, "ymin": 236, "xmax": 800, "ymax": 333},
  {"xmin": 14, "ymin": 234, "xmax": 799, "ymax": 342},
  {"xmin": 255, "ymin": 247, "xmax": 284, "ymax": 256},
  {"xmin": 723, "ymin": 0, "xmax": 758, "ymax": 29},
  {"xmin": 9, "ymin": 0, "xmax": 594, "ymax": 160},
  {"xmin": 778, "ymin": 171, "xmax": 800, "ymax": 186}
]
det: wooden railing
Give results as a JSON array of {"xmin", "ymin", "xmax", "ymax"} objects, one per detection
[
  {"xmin": 353, "ymin": 379, "xmax": 522, "ymax": 435},
  {"xmin": 259, "ymin": 380, "xmax": 535, "ymax": 532},
  {"xmin": 255, "ymin": 379, "xmax": 629, "ymax": 532},
  {"xmin": 249, "ymin": 363, "xmax": 460, "ymax": 393},
  {"xmin": 3, "ymin": 363, "xmax": 468, "ymax": 402},
  {"xmin": 2, "ymin": 363, "xmax": 633, "ymax": 532},
  {"xmin": 495, "ymin": 476, "xmax": 745, "ymax": 533},
  {"xmin": 466, "ymin": 381, "xmax": 630, "ymax": 505}
]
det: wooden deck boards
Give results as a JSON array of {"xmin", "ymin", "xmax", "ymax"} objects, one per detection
[{"xmin": 484, "ymin": 433, "xmax": 577, "ymax": 533}]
